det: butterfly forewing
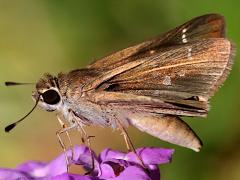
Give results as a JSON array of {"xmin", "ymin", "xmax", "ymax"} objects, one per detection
[
  {"xmin": 84, "ymin": 14, "xmax": 234, "ymax": 117},
  {"xmin": 157, "ymin": 13, "xmax": 225, "ymax": 45},
  {"xmin": 88, "ymin": 14, "xmax": 225, "ymax": 71},
  {"xmin": 103, "ymin": 39, "xmax": 233, "ymax": 97},
  {"xmin": 90, "ymin": 38, "xmax": 233, "ymax": 116}
]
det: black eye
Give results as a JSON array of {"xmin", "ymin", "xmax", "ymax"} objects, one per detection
[{"xmin": 42, "ymin": 90, "xmax": 61, "ymax": 105}]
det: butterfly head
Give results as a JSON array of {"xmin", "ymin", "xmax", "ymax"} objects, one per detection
[{"xmin": 33, "ymin": 73, "xmax": 62, "ymax": 112}]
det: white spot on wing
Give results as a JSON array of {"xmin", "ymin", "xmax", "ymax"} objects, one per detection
[
  {"xmin": 150, "ymin": 50, "xmax": 155, "ymax": 54},
  {"xmin": 182, "ymin": 38, "xmax": 188, "ymax": 43},
  {"xmin": 163, "ymin": 76, "xmax": 171, "ymax": 86},
  {"xmin": 182, "ymin": 28, "xmax": 188, "ymax": 43},
  {"xmin": 198, "ymin": 96, "xmax": 207, "ymax": 102},
  {"xmin": 188, "ymin": 48, "xmax": 192, "ymax": 60}
]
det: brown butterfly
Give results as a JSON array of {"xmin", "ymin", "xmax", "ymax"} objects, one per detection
[{"xmin": 5, "ymin": 14, "xmax": 235, "ymax": 154}]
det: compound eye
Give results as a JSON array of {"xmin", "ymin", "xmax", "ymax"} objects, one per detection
[{"xmin": 42, "ymin": 89, "xmax": 61, "ymax": 105}]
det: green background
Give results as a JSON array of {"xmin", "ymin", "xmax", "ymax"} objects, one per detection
[{"xmin": 0, "ymin": 0, "xmax": 239, "ymax": 179}]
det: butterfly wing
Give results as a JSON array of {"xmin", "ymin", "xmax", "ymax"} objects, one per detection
[
  {"xmin": 85, "ymin": 14, "xmax": 234, "ymax": 117},
  {"xmin": 88, "ymin": 14, "xmax": 225, "ymax": 70}
]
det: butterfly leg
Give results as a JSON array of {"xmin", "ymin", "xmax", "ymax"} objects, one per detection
[
  {"xmin": 117, "ymin": 120, "xmax": 146, "ymax": 168},
  {"xmin": 56, "ymin": 129, "xmax": 70, "ymax": 172},
  {"xmin": 57, "ymin": 116, "xmax": 75, "ymax": 161},
  {"xmin": 56, "ymin": 117, "xmax": 76, "ymax": 172},
  {"xmin": 84, "ymin": 135, "xmax": 96, "ymax": 175},
  {"xmin": 76, "ymin": 123, "xmax": 96, "ymax": 175}
]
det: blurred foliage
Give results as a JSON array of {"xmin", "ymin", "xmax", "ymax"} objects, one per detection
[{"xmin": 0, "ymin": 0, "xmax": 239, "ymax": 179}]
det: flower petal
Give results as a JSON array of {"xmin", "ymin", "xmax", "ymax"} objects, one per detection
[
  {"xmin": 15, "ymin": 145, "xmax": 100, "ymax": 178},
  {"xmin": 17, "ymin": 161, "xmax": 47, "ymax": 172},
  {"xmin": 99, "ymin": 147, "xmax": 174, "ymax": 166},
  {"xmin": 0, "ymin": 168, "xmax": 31, "ymax": 179},
  {"xmin": 99, "ymin": 149, "xmax": 126, "ymax": 162},
  {"xmin": 99, "ymin": 162, "xmax": 117, "ymax": 178},
  {"xmin": 72, "ymin": 145, "xmax": 99, "ymax": 174},
  {"xmin": 0, "ymin": 145, "xmax": 173, "ymax": 180},
  {"xmin": 52, "ymin": 173, "xmax": 101, "ymax": 180},
  {"xmin": 110, "ymin": 166, "xmax": 152, "ymax": 180},
  {"xmin": 126, "ymin": 147, "xmax": 174, "ymax": 166}
]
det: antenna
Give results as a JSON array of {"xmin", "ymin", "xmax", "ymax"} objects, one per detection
[
  {"xmin": 4, "ymin": 96, "xmax": 40, "ymax": 133},
  {"xmin": 5, "ymin": 81, "xmax": 33, "ymax": 86}
]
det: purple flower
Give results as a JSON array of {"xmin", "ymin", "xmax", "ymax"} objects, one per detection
[{"xmin": 0, "ymin": 145, "xmax": 174, "ymax": 180}]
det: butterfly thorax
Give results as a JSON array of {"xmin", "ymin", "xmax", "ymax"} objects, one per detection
[{"xmin": 34, "ymin": 70, "xmax": 131, "ymax": 130}]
